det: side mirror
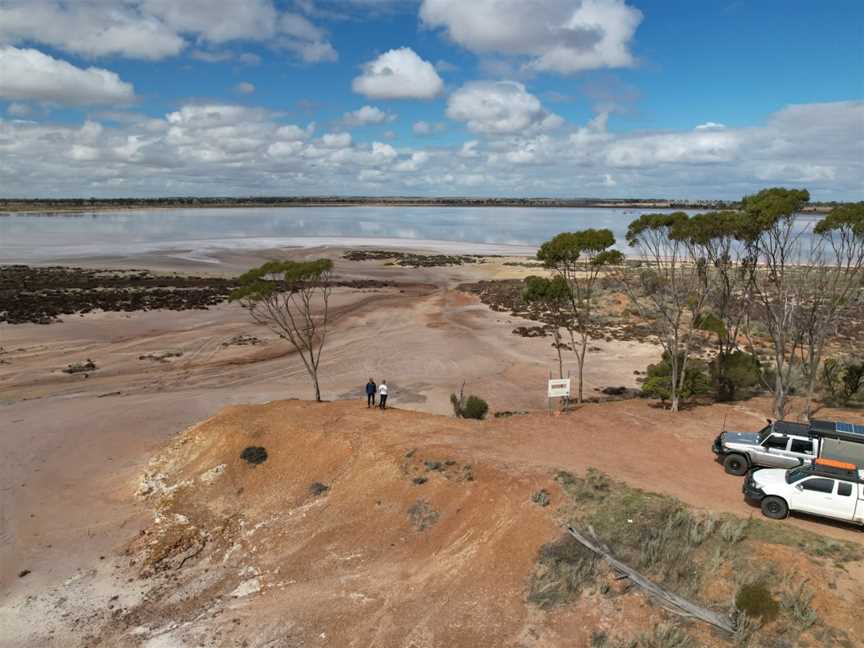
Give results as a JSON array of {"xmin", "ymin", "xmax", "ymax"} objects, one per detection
[{"xmin": 795, "ymin": 484, "xmax": 803, "ymax": 491}]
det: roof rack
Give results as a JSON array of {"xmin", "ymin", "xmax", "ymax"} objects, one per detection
[
  {"xmin": 808, "ymin": 420, "xmax": 864, "ymax": 444},
  {"xmin": 806, "ymin": 458, "xmax": 863, "ymax": 483}
]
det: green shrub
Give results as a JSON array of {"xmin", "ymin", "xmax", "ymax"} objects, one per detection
[
  {"xmin": 821, "ymin": 357, "xmax": 864, "ymax": 406},
  {"xmin": 450, "ymin": 389, "xmax": 489, "ymax": 420},
  {"xmin": 735, "ymin": 582, "xmax": 779, "ymax": 622},
  {"xmin": 641, "ymin": 353, "xmax": 711, "ymax": 405},
  {"xmin": 712, "ymin": 351, "xmax": 763, "ymax": 401}
]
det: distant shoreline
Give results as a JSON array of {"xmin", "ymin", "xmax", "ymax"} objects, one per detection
[{"xmin": 0, "ymin": 196, "xmax": 837, "ymax": 214}]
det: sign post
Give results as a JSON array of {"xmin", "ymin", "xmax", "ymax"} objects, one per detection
[{"xmin": 547, "ymin": 376, "xmax": 571, "ymax": 415}]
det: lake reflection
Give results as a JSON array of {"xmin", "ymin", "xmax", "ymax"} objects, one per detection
[{"xmin": 0, "ymin": 206, "xmax": 819, "ymax": 263}]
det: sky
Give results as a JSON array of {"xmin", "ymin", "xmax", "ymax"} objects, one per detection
[{"xmin": 0, "ymin": 0, "xmax": 862, "ymax": 200}]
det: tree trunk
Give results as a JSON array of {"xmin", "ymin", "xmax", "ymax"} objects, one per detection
[
  {"xmin": 553, "ymin": 329, "xmax": 564, "ymax": 379},
  {"xmin": 312, "ymin": 372, "xmax": 321, "ymax": 402},
  {"xmin": 773, "ymin": 371, "xmax": 785, "ymax": 419},
  {"xmin": 670, "ymin": 349, "xmax": 680, "ymax": 412}
]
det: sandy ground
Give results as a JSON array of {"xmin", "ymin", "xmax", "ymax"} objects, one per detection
[{"xmin": 1, "ymin": 246, "xmax": 863, "ymax": 647}]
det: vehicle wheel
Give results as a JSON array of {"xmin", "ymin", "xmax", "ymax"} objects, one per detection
[
  {"xmin": 723, "ymin": 454, "xmax": 748, "ymax": 476},
  {"xmin": 761, "ymin": 496, "xmax": 788, "ymax": 520}
]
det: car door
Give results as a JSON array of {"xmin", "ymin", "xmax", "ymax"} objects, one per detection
[
  {"xmin": 786, "ymin": 437, "xmax": 817, "ymax": 468},
  {"xmin": 822, "ymin": 480, "xmax": 859, "ymax": 521},
  {"xmin": 792, "ymin": 477, "xmax": 836, "ymax": 516},
  {"xmin": 752, "ymin": 434, "xmax": 792, "ymax": 467}
]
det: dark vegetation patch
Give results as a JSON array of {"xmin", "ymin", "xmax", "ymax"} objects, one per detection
[
  {"xmin": 407, "ymin": 499, "xmax": 439, "ymax": 530},
  {"xmin": 343, "ymin": 249, "xmax": 489, "ymax": 267},
  {"xmin": 401, "ymin": 452, "xmax": 474, "ymax": 484},
  {"xmin": 308, "ymin": 482, "xmax": 330, "ymax": 496},
  {"xmin": 493, "ymin": 410, "xmax": 529, "ymax": 418},
  {"xmin": 0, "ymin": 265, "xmax": 402, "ymax": 324},
  {"xmin": 139, "ymin": 350, "xmax": 183, "ymax": 362},
  {"xmin": 62, "ymin": 359, "xmax": 97, "ymax": 374},
  {"xmin": 240, "ymin": 446, "xmax": 268, "ymax": 465},
  {"xmin": 527, "ymin": 534, "xmax": 596, "ymax": 608},
  {"xmin": 735, "ymin": 581, "xmax": 779, "ymax": 622},
  {"xmin": 221, "ymin": 334, "xmax": 262, "ymax": 347},
  {"xmin": 531, "ymin": 489, "xmax": 551, "ymax": 507},
  {"xmin": 459, "ymin": 279, "xmax": 659, "ymax": 346}
]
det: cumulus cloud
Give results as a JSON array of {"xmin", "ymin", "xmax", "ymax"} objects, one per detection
[
  {"xmin": 420, "ymin": 0, "xmax": 642, "ymax": 73},
  {"xmin": 0, "ymin": 100, "xmax": 860, "ymax": 199},
  {"xmin": 0, "ymin": 46, "xmax": 135, "ymax": 106},
  {"xmin": 0, "ymin": 0, "xmax": 335, "ymax": 62},
  {"xmin": 234, "ymin": 82, "xmax": 256, "ymax": 95},
  {"xmin": 413, "ymin": 120, "xmax": 446, "ymax": 135},
  {"xmin": 352, "ymin": 47, "xmax": 444, "ymax": 100},
  {"xmin": 446, "ymin": 81, "xmax": 563, "ymax": 134},
  {"xmin": 342, "ymin": 105, "xmax": 397, "ymax": 127}
]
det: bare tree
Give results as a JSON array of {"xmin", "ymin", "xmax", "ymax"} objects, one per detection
[
  {"xmin": 734, "ymin": 188, "xmax": 816, "ymax": 419},
  {"xmin": 798, "ymin": 203, "xmax": 864, "ymax": 416},
  {"xmin": 230, "ymin": 259, "xmax": 333, "ymax": 402},
  {"xmin": 537, "ymin": 230, "xmax": 623, "ymax": 403},
  {"xmin": 621, "ymin": 213, "xmax": 710, "ymax": 412}
]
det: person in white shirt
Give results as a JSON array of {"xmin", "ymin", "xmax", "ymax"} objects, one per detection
[{"xmin": 378, "ymin": 381, "xmax": 388, "ymax": 409}]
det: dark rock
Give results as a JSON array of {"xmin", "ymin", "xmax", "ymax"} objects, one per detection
[{"xmin": 18, "ymin": 569, "xmax": 30, "ymax": 578}]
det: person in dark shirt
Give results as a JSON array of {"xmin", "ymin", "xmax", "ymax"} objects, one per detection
[{"xmin": 365, "ymin": 378, "xmax": 377, "ymax": 408}]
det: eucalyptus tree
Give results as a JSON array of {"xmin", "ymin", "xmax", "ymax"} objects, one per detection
[
  {"xmin": 681, "ymin": 210, "xmax": 755, "ymax": 400},
  {"xmin": 736, "ymin": 188, "xmax": 812, "ymax": 418},
  {"xmin": 798, "ymin": 202, "xmax": 864, "ymax": 414},
  {"xmin": 537, "ymin": 229, "xmax": 623, "ymax": 403},
  {"xmin": 229, "ymin": 259, "xmax": 334, "ymax": 402},
  {"xmin": 622, "ymin": 212, "xmax": 710, "ymax": 412},
  {"xmin": 523, "ymin": 275, "xmax": 572, "ymax": 379}
]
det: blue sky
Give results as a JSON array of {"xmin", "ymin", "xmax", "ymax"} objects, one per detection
[{"xmin": 1, "ymin": 0, "xmax": 862, "ymax": 199}]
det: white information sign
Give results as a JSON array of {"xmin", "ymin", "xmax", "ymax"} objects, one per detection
[{"xmin": 547, "ymin": 378, "xmax": 571, "ymax": 398}]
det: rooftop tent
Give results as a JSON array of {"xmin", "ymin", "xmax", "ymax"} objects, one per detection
[{"xmin": 810, "ymin": 420, "xmax": 864, "ymax": 444}]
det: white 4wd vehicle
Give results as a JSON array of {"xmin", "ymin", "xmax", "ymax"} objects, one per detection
[{"xmin": 743, "ymin": 459, "xmax": 864, "ymax": 527}]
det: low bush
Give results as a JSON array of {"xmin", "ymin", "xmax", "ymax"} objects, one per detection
[
  {"xmin": 641, "ymin": 353, "xmax": 711, "ymax": 406},
  {"xmin": 450, "ymin": 385, "xmax": 489, "ymax": 420},
  {"xmin": 735, "ymin": 581, "xmax": 779, "ymax": 622}
]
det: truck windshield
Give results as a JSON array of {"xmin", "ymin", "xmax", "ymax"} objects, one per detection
[
  {"xmin": 757, "ymin": 425, "xmax": 772, "ymax": 442},
  {"xmin": 785, "ymin": 467, "xmax": 811, "ymax": 484}
]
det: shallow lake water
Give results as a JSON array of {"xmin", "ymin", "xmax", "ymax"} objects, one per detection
[{"xmin": 0, "ymin": 206, "xmax": 821, "ymax": 263}]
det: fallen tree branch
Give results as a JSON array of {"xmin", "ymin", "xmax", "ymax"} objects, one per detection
[{"xmin": 566, "ymin": 526, "xmax": 735, "ymax": 634}]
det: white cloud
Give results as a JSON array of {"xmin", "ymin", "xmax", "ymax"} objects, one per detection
[
  {"xmin": 0, "ymin": 2, "xmax": 185, "ymax": 60},
  {"xmin": 0, "ymin": 1, "xmax": 335, "ymax": 63},
  {"xmin": 342, "ymin": 105, "xmax": 397, "ymax": 127},
  {"xmin": 234, "ymin": 82, "xmax": 256, "ymax": 94},
  {"xmin": 6, "ymin": 102, "xmax": 31, "ymax": 117},
  {"xmin": 352, "ymin": 47, "xmax": 444, "ymax": 100},
  {"xmin": 420, "ymin": 0, "xmax": 642, "ymax": 73},
  {"xmin": 394, "ymin": 150, "xmax": 430, "ymax": 171},
  {"xmin": 446, "ymin": 81, "xmax": 563, "ymax": 134},
  {"xmin": 695, "ymin": 122, "xmax": 726, "ymax": 130},
  {"xmin": 0, "ymin": 100, "xmax": 860, "ymax": 200},
  {"xmin": 322, "ymin": 132, "xmax": 352, "ymax": 148},
  {"xmin": 0, "ymin": 47, "xmax": 135, "ymax": 106},
  {"xmin": 413, "ymin": 120, "xmax": 446, "ymax": 135}
]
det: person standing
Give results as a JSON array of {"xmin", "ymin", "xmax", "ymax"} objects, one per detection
[
  {"xmin": 378, "ymin": 380, "xmax": 388, "ymax": 409},
  {"xmin": 365, "ymin": 378, "xmax": 377, "ymax": 408}
]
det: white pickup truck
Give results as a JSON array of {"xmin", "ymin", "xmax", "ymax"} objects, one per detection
[{"xmin": 743, "ymin": 459, "xmax": 864, "ymax": 527}]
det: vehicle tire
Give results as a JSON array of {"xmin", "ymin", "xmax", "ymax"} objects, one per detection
[
  {"xmin": 761, "ymin": 496, "xmax": 788, "ymax": 520},
  {"xmin": 723, "ymin": 454, "xmax": 748, "ymax": 476}
]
